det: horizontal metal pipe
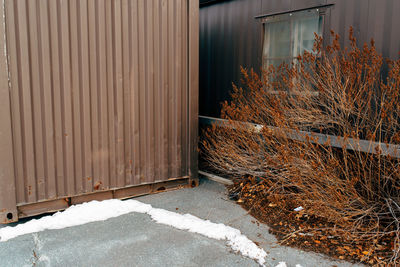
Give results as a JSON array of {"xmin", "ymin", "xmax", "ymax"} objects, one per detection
[
  {"xmin": 199, "ymin": 115, "xmax": 400, "ymax": 159},
  {"xmin": 199, "ymin": 170, "xmax": 233, "ymax": 185}
]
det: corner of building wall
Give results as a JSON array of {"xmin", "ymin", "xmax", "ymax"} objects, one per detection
[{"xmin": 0, "ymin": 0, "xmax": 18, "ymax": 224}]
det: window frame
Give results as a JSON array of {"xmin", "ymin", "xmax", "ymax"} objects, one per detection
[
  {"xmin": 259, "ymin": 6, "xmax": 330, "ymax": 95},
  {"xmin": 261, "ymin": 7, "xmax": 328, "ymax": 70}
]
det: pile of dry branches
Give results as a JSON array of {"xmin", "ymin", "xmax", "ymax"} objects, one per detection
[{"xmin": 201, "ymin": 28, "xmax": 400, "ymax": 264}]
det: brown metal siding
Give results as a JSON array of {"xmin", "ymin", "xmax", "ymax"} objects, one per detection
[
  {"xmin": 0, "ymin": 0, "xmax": 198, "ymax": 222},
  {"xmin": 0, "ymin": 0, "xmax": 17, "ymax": 223},
  {"xmin": 200, "ymin": 0, "xmax": 400, "ymax": 117}
]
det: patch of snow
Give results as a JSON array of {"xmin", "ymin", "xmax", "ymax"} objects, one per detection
[
  {"xmin": 275, "ymin": 262, "xmax": 304, "ymax": 267},
  {"xmin": 0, "ymin": 199, "xmax": 151, "ymax": 242},
  {"xmin": 0, "ymin": 199, "xmax": 267, "ymax": 266},
  {"xmin": 294, "ymin": 206, "xmax": 304, "ymax": 212},
  {"xmin": 148, "ymin": 208, "xmax": 267, "ymax": 265},
  {"xmin": 254, "ymin": 124, "xmax": 264, "ymax": 133}
]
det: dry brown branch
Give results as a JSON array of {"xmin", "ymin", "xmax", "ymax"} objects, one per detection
[{"xmin": 201, "ymin": 27, "xmax": 400, "ymax": 265}]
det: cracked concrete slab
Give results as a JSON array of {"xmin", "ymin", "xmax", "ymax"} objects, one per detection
[{"xmin": 0, "ymin": 178, "xmax": 362, "ymax": 267}]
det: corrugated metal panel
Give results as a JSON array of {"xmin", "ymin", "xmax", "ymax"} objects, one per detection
[
  {"xmin": 189, "ymin": 0, "xmax": 199, "ymax": 181},
  {"xmin": 0, "ymin": 0, "xmax": 198, "ymax": 222},
  {"xmin": 199, "ymin": 0, "xmax": 400, "ymax": 117},
  {"xmin": 199, "ymin": 0, "xmax": 263, "ymax": 117},
  {"xmin": 0, "ymin": 0, "xmax": 17, "ymax": 223},
  {"xmin": 328, "ymin": 0, "xmax": 400, "ymax": 59}
]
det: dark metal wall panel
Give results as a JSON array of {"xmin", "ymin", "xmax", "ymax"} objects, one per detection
[
  {"xmin": 200, "ymin": 0, "xmax": 400, "ymax": 117},
  {"xmin": 199, "ymin": 0, "xmax": 263, "ymax": 117},
  {"xmin": 329, "ymin": 0, "xmax": 400, "ymax": 59},
  {"xmin": 289, "ymin": 0, "xmax": 327, "ymax": 10},
  {"xmin": 260, "ymin": 0, "xmax": 291, "ymax": 14},
  {"xmin": 189, "ymin": 0, "xmax": 199, "ymax": 181},
  {"xmin": 0, "ymin": 0, "xmax": 198, "ymax": 222}
]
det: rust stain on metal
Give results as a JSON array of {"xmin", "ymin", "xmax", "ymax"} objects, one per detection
[
  {"xmin": 16, "ymin": 178, "xmax": 190, "ymax": 218},
  {"xmin": 93, "ymin": 181, "xmax": 102, "ymax": 191}
]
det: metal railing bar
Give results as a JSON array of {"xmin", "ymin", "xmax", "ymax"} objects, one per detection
[{"xmin": 199, "ymin": 115, "xmax": 400, "ymax": 159}]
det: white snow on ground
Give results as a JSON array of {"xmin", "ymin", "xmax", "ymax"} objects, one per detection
[
  {"xmin": 0, "ymin": 199, "xmax": 151, "ymax": 242},
  {"xmin": 0, "ymin": 199, "xmax": 267, "ymax": 266},
  {"xmin": 147, "ymin": 207, "xmax": 267, "ymax": 265},
  {"xmin": 294, "ymin": 206, "xmax": 304, "ymax": 212},
  {"xmin": 275, "ymin": 262, "xmax": 304, "ymax": 267}
]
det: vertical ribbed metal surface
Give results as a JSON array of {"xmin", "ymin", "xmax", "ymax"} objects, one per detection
[
  {"xmin": 200, "ymin": 0, "xmax": 400, "ymax": 117},
  {"xmin": 3, "ymin": 0, "xmax": 190, "ymax": 205},
  {"xmin": 328, "ymin": 0, "xmax": 400, "ymax": 60},
  {"xmin": 200, "ymin": 0, "xmax": 263, "ymax": 117}
]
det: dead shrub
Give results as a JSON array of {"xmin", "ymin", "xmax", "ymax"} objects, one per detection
[{"xmin": 201, "ymin": 28, "xmax": 400, "ymax": 265}]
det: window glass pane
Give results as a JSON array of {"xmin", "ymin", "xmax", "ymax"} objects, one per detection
[
  {"xmin": 262, "ymin": 6, "xmax": 323, "ymax": 93},
  {"xmin": 263, "ymin": 58, "xmax": 292, "ymax": 70},
  {"xmin": 292, "ymin": 15, "xmax": 322, "ymax": 57},
  {"xmin": 262, "ymin": 8, "xmax": 322, "ymax": 66},
  {"xmin": 263, "ymin": 20, "xmax": 291, "ymax": 59}
]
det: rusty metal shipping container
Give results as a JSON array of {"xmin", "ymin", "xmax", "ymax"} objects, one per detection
[{"xmin": 0, "ymin": 0, "xmax": 199, "ymax": 223}]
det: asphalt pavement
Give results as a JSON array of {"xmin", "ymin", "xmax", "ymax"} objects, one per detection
[{"xmin": 0, "ymin": 178, "xmax": 362, "ymax": 267}]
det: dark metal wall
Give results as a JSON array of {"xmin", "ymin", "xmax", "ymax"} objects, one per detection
[{"xmin": 200, "ymin": 0, "xmax": 400, "ymax": 117}]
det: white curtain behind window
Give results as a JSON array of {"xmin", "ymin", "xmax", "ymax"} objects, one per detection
[
  {"xmin": 263, "ymin": 19, "xmax": 291, "ymax": 69},
  {"xmin": 263, "ymin": 9, "xmax": 322, "ymax": 70},
  {"xmin": 292, "ymin": 14, "xmax": 321, "ymax": 58}
]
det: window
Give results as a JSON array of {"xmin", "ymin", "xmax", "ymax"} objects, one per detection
[{"xmin": 262, "ymin": 8, "xmax": 323, "ymax": 70}]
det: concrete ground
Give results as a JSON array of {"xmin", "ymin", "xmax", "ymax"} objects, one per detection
[{"xmin": 0, "ymin": 178, "xmax": 362, "ymax": 267}]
